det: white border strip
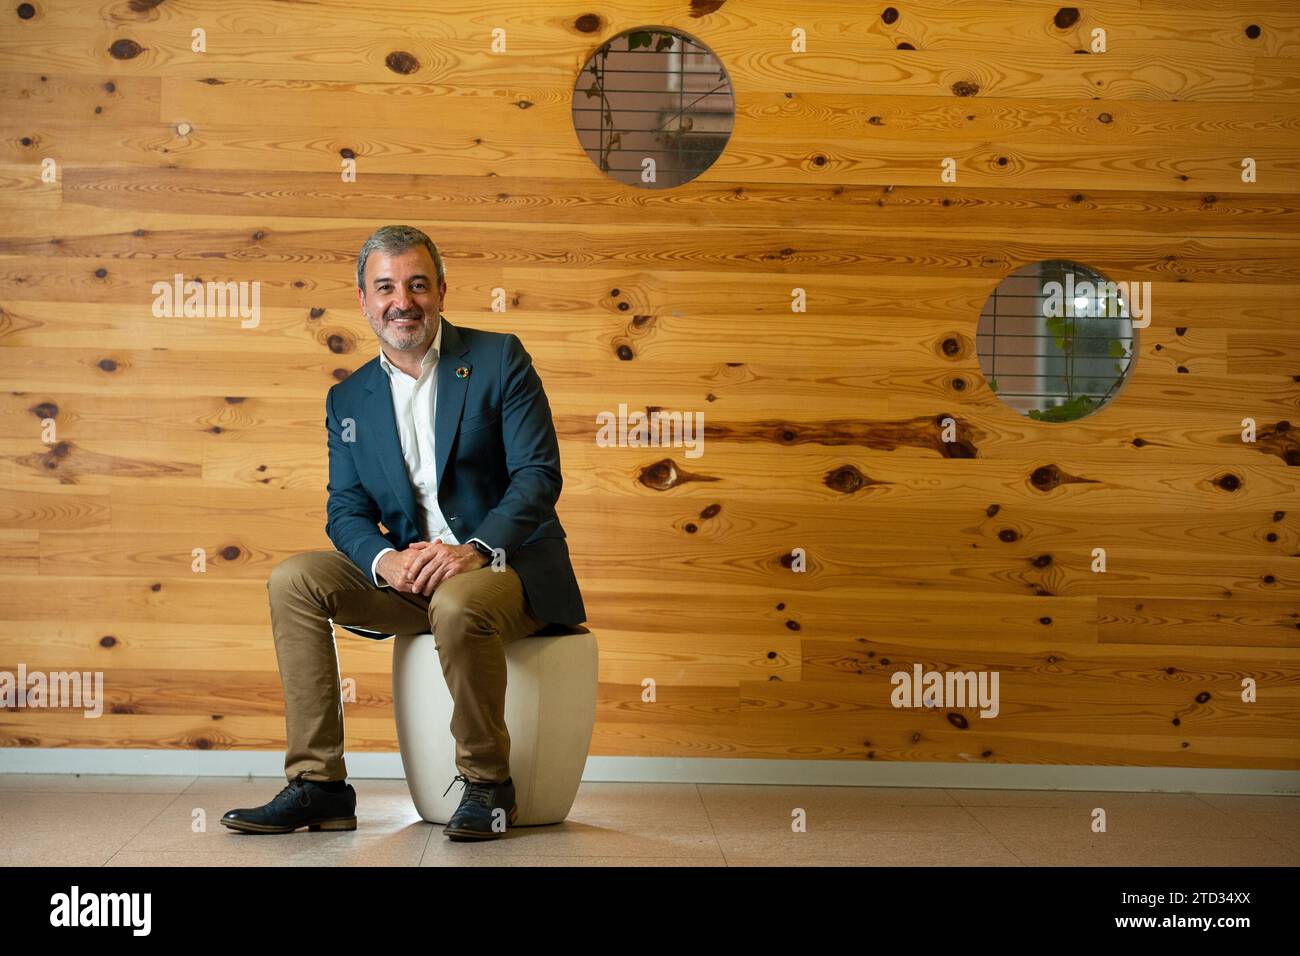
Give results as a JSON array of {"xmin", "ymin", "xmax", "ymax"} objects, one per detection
[{"xmin": 0, "ymin": 749, "xmax": 1296, "ymax": 795}]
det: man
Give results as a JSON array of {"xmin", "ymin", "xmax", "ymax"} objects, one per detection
[{"xmin": 222, "ymin": 225, "xmax": 586, "ymax": 841}]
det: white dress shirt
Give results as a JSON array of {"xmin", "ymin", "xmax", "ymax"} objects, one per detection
[{"xmin": 369, "ymin": 318, "xmax": 491, "ymax": 587}]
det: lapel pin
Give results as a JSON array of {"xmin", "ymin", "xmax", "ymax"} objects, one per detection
[{"xmin": 455, "ymin": 365, "xmax": 471, "ymax": 379}]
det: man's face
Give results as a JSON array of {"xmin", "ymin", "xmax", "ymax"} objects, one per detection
[{"xmin": 357, "ymin": 246, "xmax": 445, "ymax": 352}]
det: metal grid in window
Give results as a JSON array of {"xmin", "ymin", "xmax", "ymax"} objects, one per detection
[
  {"xmin": 572, "ymin": 28, "xmax": 734, "ymax": 189},
  {"xmin": 976, "ymin": 260, "xmax": 1137, "ymax": 422}
]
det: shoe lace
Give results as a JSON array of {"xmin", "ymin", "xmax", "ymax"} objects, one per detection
[
  {"xmin": 274, "ymin": 772, "xmax": 314, "ymax": 808},
  {"xmin": 441, "ymin": 773, "xmax": 494, "ymax": 807}
]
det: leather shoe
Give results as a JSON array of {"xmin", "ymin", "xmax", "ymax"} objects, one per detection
[
  {"xmin": 221, "ymin": 773, "xmax": 357, "ymax": 834},
  {"xmin": 442, "ymin": 774, "xmax": 517, "ymax": 840}
]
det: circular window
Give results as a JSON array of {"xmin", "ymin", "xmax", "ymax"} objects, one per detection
[
  {"xmin": 572, "ymin": 27, "xmax": 734, "ymax": 189},
  {"xmin": 976, "ymin": 260, "xmax": 1138, "ymax": 422}
]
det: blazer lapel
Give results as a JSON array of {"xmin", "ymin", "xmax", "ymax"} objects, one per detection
[{"xmin": 434, "ymin": 316, "xmax": 472, "ymax": 491}]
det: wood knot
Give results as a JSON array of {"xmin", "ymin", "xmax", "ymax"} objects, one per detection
[
  {"xmin": 108, "ymin": 38, "xmax": 144, "ymax": 59},
  {"xmin": 640, "ymin": 460, "xmax": 673, "ymax": 489},
  {"xmin": 689, "ymin": 0, "xmax": 726, "ymax": 15},
  {"xmin": 825, "ymin": 464, "xmax": 869, "ymax": 494},
  {"xmin": 1214, "ymin": 473, "xmax": 1241, "ymax": 492},
  {"xmin": 385, "ymin": 51, "xmax": 419, "ymax": 74},
  {"xmin": 1031, "ymin": 464, "xmax": 1061, "ymax": 490},
  {"xmin": 1053, "ymin": 7, "xmax": 1080, "ymax": 29},
  {"xmin": 951, "ymin": 80, "xmax": 980, "ymax": 97}
]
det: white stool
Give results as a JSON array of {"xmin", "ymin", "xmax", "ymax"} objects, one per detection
[{"xmin": 382, "ymin": 623, "xmax": 598, "ymax": 826}]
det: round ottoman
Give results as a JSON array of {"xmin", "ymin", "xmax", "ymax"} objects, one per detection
[{"xmin": 391, "ymin": 623, "xmax": 598, "ymax": 826}]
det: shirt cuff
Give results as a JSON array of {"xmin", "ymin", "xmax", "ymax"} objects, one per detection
[{"xmin": 371, "ymin": 547, "xmax": 397, "ymax": 587}]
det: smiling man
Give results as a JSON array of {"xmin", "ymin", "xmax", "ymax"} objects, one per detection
[{"xmin": 221, "ymin": 224, "xmax": 586, "ymax": 841}]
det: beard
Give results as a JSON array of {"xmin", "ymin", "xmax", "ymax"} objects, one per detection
[{"xmin": 370, "ymin": 304, "xmax": 433, "ymax": 351}]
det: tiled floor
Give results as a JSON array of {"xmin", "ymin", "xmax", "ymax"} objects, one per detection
[{"xmin": 0, "ymin": 774, "xmax": 1296, "ymax": 867}]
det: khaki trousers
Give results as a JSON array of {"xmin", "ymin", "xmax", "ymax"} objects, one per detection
[{"xmin": 266, "ymin": 549, "xmax": 546, "ymax": 785}]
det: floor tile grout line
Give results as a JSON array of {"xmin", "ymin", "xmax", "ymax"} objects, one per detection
[
  {"xmin": 100, "ymin": 785, "xmax": 198, "ymax": 867},
  {"xmin": 1188, "ymin": 791, "xmax": 1288, "ymax": 842},
  {"xmin": 694, "ymin": 782, "xmax": 730, "ymax": 867},
  {"xmin": 949, "ymin": 796, "xmax": 1030, "ymax": 867},
  {"xmin": 415, "ymin": 817, "xmax": 437, "ymax": 864}
]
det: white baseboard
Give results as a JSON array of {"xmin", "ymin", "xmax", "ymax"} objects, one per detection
[{"xmin": 0, "ymin": 749, "xmax": 1296, "ymax": 795}]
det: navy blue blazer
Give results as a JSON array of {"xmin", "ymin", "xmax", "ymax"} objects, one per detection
[{"xmin": 324, "ymin": 315, "xmax": 586, "ymax": 628}]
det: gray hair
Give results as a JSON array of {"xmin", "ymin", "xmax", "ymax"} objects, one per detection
[{"xmin": 356, "ymin": 224, "xmax": 446, "ymax": 292}]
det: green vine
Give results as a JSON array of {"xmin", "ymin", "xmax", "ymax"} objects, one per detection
[
  {"xmin": 580, "ymin": 30, "xmax": 727, "ymax": 176},
  {"xmin": 1028, "ymin": 285, "xmax": 1131, "ymax": 422}
]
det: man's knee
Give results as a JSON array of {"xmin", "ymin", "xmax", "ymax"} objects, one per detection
[
  {"xmin": 267, "ymin": 550, "xmax": 337, "ymax": 597},
  {"xmin": 428, "ymin": 572, "xmax": 495, "ymax": 635}
]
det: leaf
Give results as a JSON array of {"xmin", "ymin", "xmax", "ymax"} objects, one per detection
[
  {"xmin": 1026, "ymin": 395, "xmax": 1096, "ymax": 422},
  {"xmin": 628, "ymin": 31, "xmax": 651, "ymax": 50},
  {"xmin": 1044, "ymin": 314, "xmax": 1073, "ymax": 351}
]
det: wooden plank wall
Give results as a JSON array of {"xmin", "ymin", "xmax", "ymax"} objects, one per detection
[{"xmin": 0, "ymin": 0, "xmax": 1297, "ymax": 771}]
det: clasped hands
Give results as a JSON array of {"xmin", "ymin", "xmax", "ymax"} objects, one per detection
[{"xmin": 377, "ymin": 539, "xmax": 489, "ymax": 595}]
